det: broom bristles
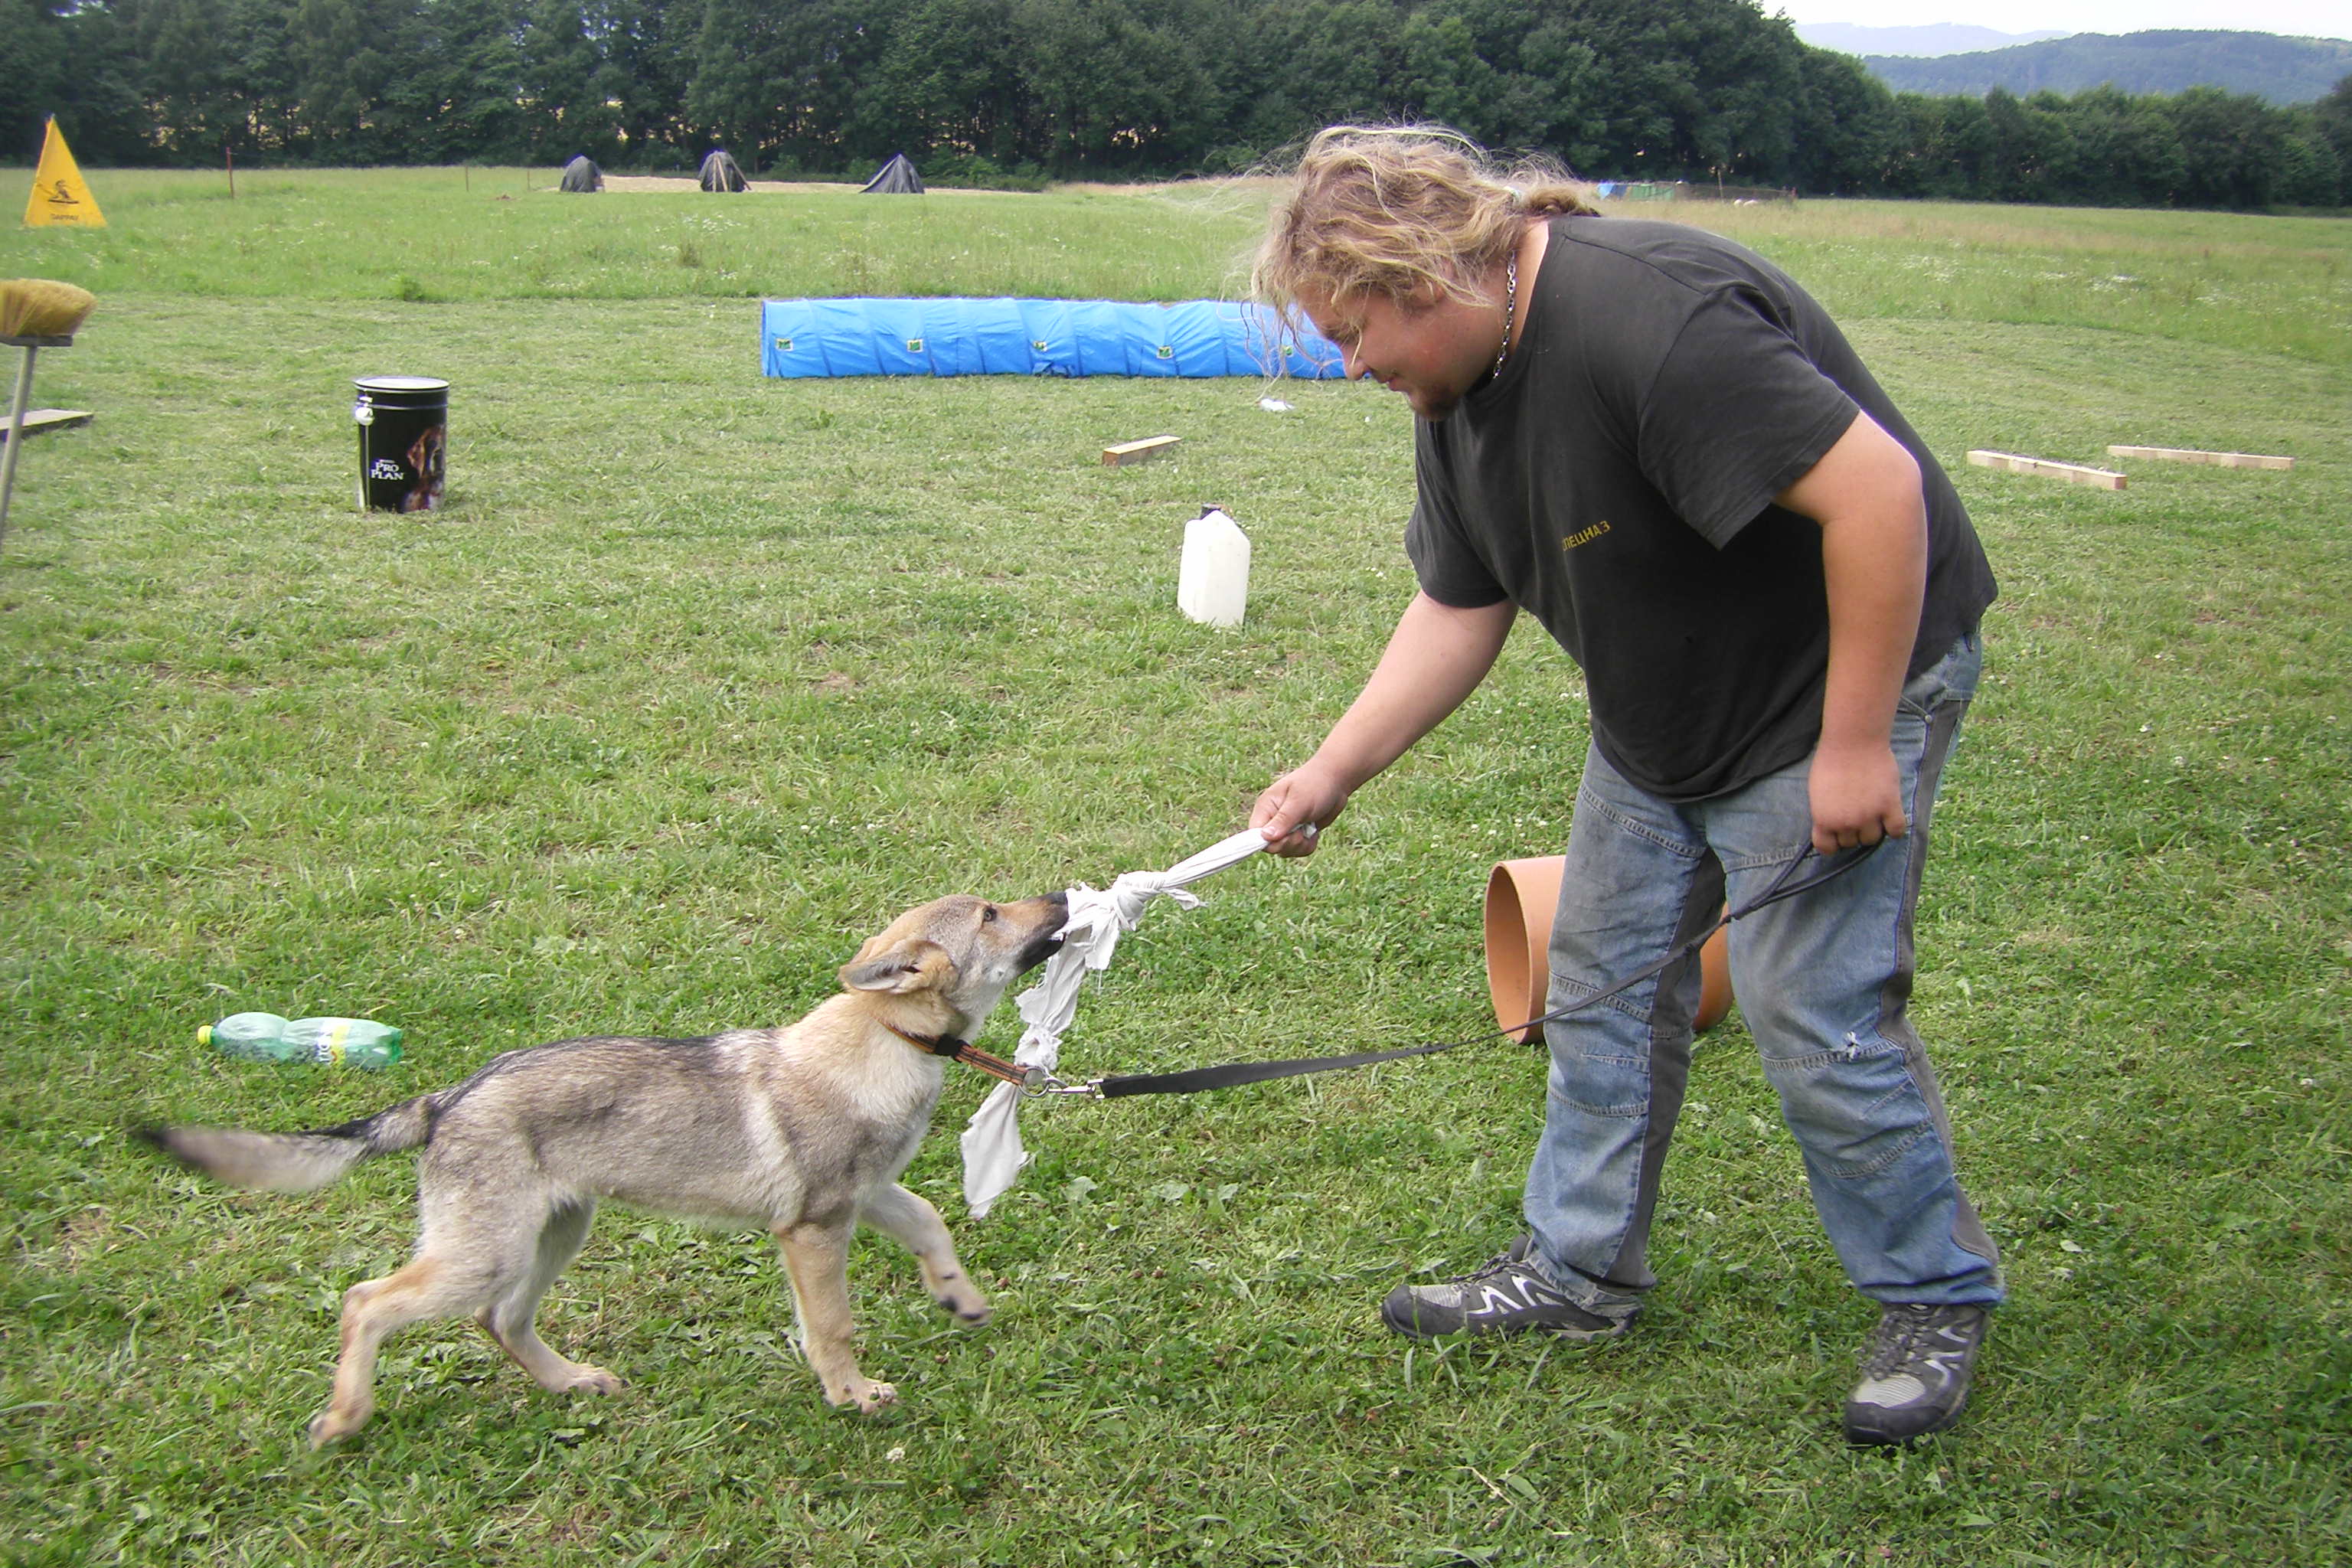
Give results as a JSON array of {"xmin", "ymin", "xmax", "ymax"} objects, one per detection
[{"xmin": 1, "ymin": 279, "xmax": 99, "ymax": 339}]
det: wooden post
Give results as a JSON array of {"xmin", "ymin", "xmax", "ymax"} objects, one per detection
[
  {"xmin": 1965, "ymin": 450, "xmax": 2126, "ymax": 491},
  {"xmin": 0, "ymin": 408, "xmax": 92, "ymax": 439},
  {"xmin": 1102, "ymin": 435, "xmax": 1181, "ymax": 468},
  {"xmin": 2106, "ymin": 445, "xmax": 2292, "ymax": 470},
  {"xmin": 225, "ymin": 142, "xmax": 234, "ymax": 200}
]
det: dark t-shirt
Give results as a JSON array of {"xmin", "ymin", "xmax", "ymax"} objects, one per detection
[{"xmin": 1406, "ymin": 216, "xmax": 1996, "ymax": 802}]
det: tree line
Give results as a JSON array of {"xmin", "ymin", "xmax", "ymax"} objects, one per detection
[{"xmin": 5, "ymin": 0, "xmax": 2349, "ymax": 209}]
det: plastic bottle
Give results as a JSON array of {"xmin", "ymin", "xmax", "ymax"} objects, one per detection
[
  {"xmin": 200, "ymin": 1013, "xmax": 404, "ymax": 1068},
  {"xmin": 1178, "ymin": 506, "xmax": 1251, "ymax": 629}
]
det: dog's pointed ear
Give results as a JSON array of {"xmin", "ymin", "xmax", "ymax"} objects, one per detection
[{"xmin": 840, "ymin": 937, "xmax": 955, "ymax": 995}]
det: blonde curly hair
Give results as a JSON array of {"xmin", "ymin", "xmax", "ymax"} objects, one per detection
[{"xmin": 1253, "ymin": 125, "xmax": 1598, "ymax": 315}]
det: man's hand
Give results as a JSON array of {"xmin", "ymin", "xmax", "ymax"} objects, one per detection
[
  {"xmin": 1251, "ymin": 766, "xmax": 1351, "ymax": 857},
  {"xmin": 1808, "ymin": 739, "xmax": 1906, "ymax": 854}
]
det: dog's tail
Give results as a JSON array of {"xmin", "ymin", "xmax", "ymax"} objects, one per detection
[{"xmin": 133, "ymin": 1097, "xmax": 436, "ymax": 1194}]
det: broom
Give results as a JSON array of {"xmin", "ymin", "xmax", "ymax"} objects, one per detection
[
  {"xmin": 2, "ymin": 278, "xmax": 98, "ymax": 340},
  {"xmin": 2, "ymin": 279, "xmax": 100, "ymax": 550}
]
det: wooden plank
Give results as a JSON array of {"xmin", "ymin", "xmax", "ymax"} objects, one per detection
[
  {"xmin": 2107, "ymin": 444, "xmax": 2292, "ymax": 471},
  {"xmin": 0, "ymin": 408, "xmax": 93, "ymax": 442},
  {"xmin": 1966, "ymin": 449, "xmax": 2126, "ymax": 491},
  {"xmin": 1102, "ymin": 434, "xmax": 1181, "ymax": 468}
]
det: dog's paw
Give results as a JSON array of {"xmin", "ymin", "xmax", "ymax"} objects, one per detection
[
  {"xmin": 307, "ymin": 1402, "xmax": 371, "ymax": 1449},
  {"xmin": 557, "ymin": 1364, "xmax": 626, "ymax": 1396},
  {"xmin": 829, "ymin": 1377, "xmax": 897, "ymax": 1415},
  {"xmin": 935, "ymin": 1292, "xmax": 993, "ymax": 1325}
]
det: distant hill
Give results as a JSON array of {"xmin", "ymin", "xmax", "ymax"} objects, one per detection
[
  {"xmin": 1797, "ymin": 23, "xmax": 2065, "ymax": 59},
  {"xmin": 1863, "ymin": 29, "xmax": 2352, "ymax": 106}
]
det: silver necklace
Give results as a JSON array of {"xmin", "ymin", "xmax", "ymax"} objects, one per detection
[{"xmin": 1490, "ymin": 251, "xmax": 1518, "ymax": 381}]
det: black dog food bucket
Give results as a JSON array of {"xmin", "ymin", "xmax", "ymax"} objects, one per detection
[{"xmin": 353, "ymin": 375, "xmax": 449, "ymax": 512}]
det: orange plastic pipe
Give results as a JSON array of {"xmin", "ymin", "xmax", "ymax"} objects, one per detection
[{"xmin": 1485, "ymin": 856, "xmax": 1733, "ymax": 1044}]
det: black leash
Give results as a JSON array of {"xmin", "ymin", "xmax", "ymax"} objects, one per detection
[{"xmin": 1037, "ymin": 841, "xmax": 1880, "ymax": 1100}]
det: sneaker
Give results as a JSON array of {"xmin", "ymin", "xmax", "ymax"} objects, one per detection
[
  {"xmin": 1379, "ymin": 1235, "xmax": 1627, "ymax": 1341},
  {"xmin": 1842, "ymin": 1302, "xmax": 1990, "ymax": 1444}
]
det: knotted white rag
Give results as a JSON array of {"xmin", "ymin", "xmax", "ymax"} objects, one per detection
[{"xmin": 959, "ymin": 826, "xmax": 1273, "ymax": 1216}]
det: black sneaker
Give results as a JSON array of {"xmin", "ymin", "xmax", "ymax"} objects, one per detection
[
  {"xmin": 1379, "ymin": 1235, "xmax": 1627, "ymax": 1341},
  {"xmin": 1842, "ymin": 1302, "xmax": 1991, "ymax": 1444}
]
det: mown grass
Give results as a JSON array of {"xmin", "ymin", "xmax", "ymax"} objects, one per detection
[
  {"xmin": 2, "ymin": 168, "xmax": 1260, "ymax": 305},
  {"xmin": 1, "ymin": 175, "xmax": 2347, "ymax": 1566},
  {"xmin": 1693, "ymin": 198, "xmax": 2352, "ymax": 371},
  {"xmin": 6, "ymin": 168, "xmax": 2347, "ymax": 368}
]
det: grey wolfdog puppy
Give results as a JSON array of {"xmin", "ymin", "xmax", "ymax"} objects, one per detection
[{"xmin": 140, "ymin": 891, "xmax": 1067, "ymax": 1446}]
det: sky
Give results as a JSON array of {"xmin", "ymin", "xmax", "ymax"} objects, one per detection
[{"xmin": 1769, "ymin": 1, "xmax": 2352, "ymax": 43}]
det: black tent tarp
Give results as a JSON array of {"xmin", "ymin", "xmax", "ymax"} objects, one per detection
[
  {"xmin": 559, "ymin": 155, "xmax": 603, "ymax": 193},
  {"xmin": 860, "ymin": 154, "xmax": 923, "ymax": 194},
  {"xmin": 699, "ymin": 149, "xmax": 747, "ymax": 192}
]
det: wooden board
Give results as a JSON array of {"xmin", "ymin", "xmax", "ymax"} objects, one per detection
[
  {"xmin": 1966, "ymin": 449, "xmax": 2126, "ymax": 491},
  {"xmin": 1102, "ymin": 435, "xmax": 1181, "ymax": 467},
  {"xmin": 2107, "ymin": 445, "xmax": 2292, "ymax": 471},
  {"xmin": 0, "ymin": 407, "xmax": 93, "ymax": 442}
]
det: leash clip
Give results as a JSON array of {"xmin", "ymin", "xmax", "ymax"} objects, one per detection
[{"xmin": 1024, "ymin": 1073, "xmax": 1103, "ymax": 1099}]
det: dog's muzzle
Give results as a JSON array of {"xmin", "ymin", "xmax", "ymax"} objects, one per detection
[{"xmin": 1014, "ymin": 890, "xmax": 1070, "ymax": 973}]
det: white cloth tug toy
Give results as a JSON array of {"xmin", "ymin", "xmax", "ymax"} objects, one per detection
[{"xmin": 959, "ymin": 827, "xmax": 1282, "ymax": 1216}]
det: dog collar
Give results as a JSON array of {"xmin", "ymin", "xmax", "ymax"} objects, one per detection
[{"xmin": 881, "ymin": 1021, "xmax": 1037, "ymax": 1089}]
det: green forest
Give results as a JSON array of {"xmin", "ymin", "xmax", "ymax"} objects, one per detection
[{"xmin": 5, "ymin": 0, "xmax": 2350, "ymax": 209}]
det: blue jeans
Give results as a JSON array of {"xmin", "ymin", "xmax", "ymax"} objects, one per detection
[{"xmin": 1524, "ymin": 633, "xmax": 2002, "ymax": 1319}]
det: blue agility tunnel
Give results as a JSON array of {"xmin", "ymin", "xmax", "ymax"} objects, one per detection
[{"xmin": 760, "ymin": 298, "xmax": 1348, "ymax": 379}]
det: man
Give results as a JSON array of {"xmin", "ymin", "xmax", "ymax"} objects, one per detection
[{"xmin": 1247, "ymin": 126, "xmax": 2003, "ymax": 1444}]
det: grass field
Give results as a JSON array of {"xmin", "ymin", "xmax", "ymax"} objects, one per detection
[{"xmin": 2, "ymin": 171, "xmax": 2347, "ymax": 1566}]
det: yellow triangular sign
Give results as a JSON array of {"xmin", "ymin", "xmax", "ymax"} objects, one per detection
[{"xmin": 24, "ymin": 117, "xmax": 106, "ymax": 229}]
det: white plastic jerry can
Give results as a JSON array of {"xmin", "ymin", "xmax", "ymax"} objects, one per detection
[{"xmin": 1178, "ymin": 506, "xmax": 1251, "ymax": 629}]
